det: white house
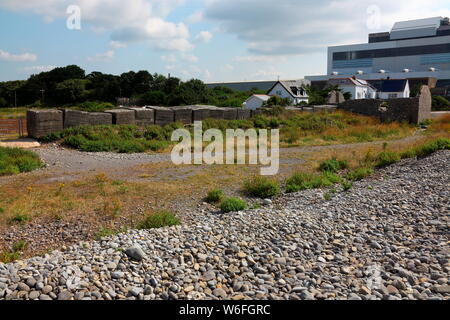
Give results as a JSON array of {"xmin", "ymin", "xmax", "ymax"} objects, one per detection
[
  {"xmin": 243, "ymin": 94, "xmax": 271, "ymax": 110},
  {"xmin": 374, "ymin": 79, "xmax": 410, "ymax": 99},
  {"xmin": 327, "ymin": 77, "xmax": 377, "ymax": 100},
  {"xmin": 267, "ymin": 80, "xmax": 310, "ymax": 105}
]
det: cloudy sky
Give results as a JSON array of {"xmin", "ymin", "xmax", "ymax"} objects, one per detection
[{"xmin": 0, "ymin": 0, "xmax": 449, "ymax": 82}]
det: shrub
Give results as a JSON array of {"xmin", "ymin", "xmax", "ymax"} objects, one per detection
[
  {"xmin": 220, "ymin": 198, "xmax": 247, "ymax": 213},
  {"xmin": 342, "ymin": 181, "xmax": 353, "ymax": 191},
  {"xmin": 76, "ymin": 101, "xmax": 114, "ymax": 113},
  {"xmin": 0, "ymin": 147, "xmax": 43, "ymax": 176},
  {"xmin": 8, "ymin": 213, "xmax": 31, "ymax": 224},
  {"xmin": 243, "ymin": 176, "xmax": 280, "ymax": 198},
  {"xmin": 318, "ymin": 158, "xmax": 349, "ymax": 173},
  {"xmin": 137, "ymin": 211, "xmax": 181, "ymax": 229},
  {"xmin": 0, "ymin": 240, "xmax": 27, "ymax": 263},
  {"xmin": 285, "ymin": 172, "xmax": 341, "ymax": 193},
  {"xmin": 95, "ymin": 228, "xmax": 117, "ymax": 240},
  {"xmin": 346, "ymin": 167, "xmax": 374, "ymax": 181},
  {"xmin": 205, "ymin": 189, "xmax": 224, "ymax": 204},
  {"xmin": 407, "ymin": 138, "xmax": 450, "ymax": 158},
  {"xmin": 375, "ymin": 151, "xmax": 401, "ymax": 167}
]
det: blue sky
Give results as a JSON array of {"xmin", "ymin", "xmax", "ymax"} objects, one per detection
[{"xmin": 0, "ymin": 0, "xmax": 449, "ymax": 82}]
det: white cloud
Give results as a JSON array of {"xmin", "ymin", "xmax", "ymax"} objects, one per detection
[
  {"xmin": 110, "ymin": 40, "xmax": 127, "ymax": 49},
  {"xmin": 0, "ymin": 0, "xmax": 193, "ymax": 52},
  {"xmin": 194, "ymin": 31, "xmax": 213, "ymax": 43},
  {"xmin": 234, "ymin": 55, "xmax": 288, "ymax": 63},
  {"xmin": 186, "ymin": 11, "xmax": 204, "ymax": 24},
  {"xmin": 22, "ymin": 65, "xmax": 57, "ymax": 73},
  {"xmin": 205, "ymin": 0, "xmax": 450, "ymax": 56},
  {"xmin": 0, "ymin": 50, "xmax": 37, "ymax": 62},
  {"xmin": 87, "ymin": 50, "xmax": 114, "ymax": 62},
  {"xmin": 180, "ymin": 53, "xmax": 199, "ymax": 63},
  {"xmin": 220, "ymin": 64, "xmax": 234, "ymax": 72},
  {"xmin": 161, "ymin": 54, "xmax": 177, "ymax": 63}
]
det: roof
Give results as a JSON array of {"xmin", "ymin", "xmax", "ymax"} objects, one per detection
[
  {"xmin": 391, "ymin": 17, "xmax": 443, "ymax": 40},
  {"xmin": 246, "ymin": 94, "xmax": 271, "ymax": 102},
  {"xmin": 267, "ymin": 80, "xmax": 310, "ymax": 98},
  {"xmin": 328, "ymin": 77, "xmax": 376, "ymax": 90},
  {"xmin": 372, "ymin": 80, "xmax": 409, "ymax": 92}
]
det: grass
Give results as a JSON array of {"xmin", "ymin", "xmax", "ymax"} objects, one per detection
[
  {"xmin": 0, "ymin": 240, "xmax": 27, "ymax": 263},
  {"xmin": 220, "ymin": 197, "xmax": 247, "ymax": 213},
  {"xmin": 94, "ymin": 227, "xmax": 118, "ymax": 240},
  {"xmin": 8, "ymin": 213, "xmax": 31, "ymax": 224},
  {"xmin": 205, "ymin": 189, "xmax": 224, "ymax": 204},
  {"xmin": 375, "ymin": 151, "xmax": 401, "ymax": 168},
  {"xmin": 346, "ymin": 167, "xmax": 374, "ymax": 181},
  {"xmin": 41, "ymin": 123, "xmax": 180, "ymax": 153},
  {"xmin": 285, "ymin": 172, "xmax": 342, "ymax": 193},
  {"xmin": 39, "ymin": 110, "xmax": 415, "ymax": 154},
  {"xmin": 318, "ymin": 158, "xmax": 349, "ymax": 173},
  {"xmin": 136, "ymin": 211, "xmax": 181, "ymax": 229},
  {"xmin": 243, "ymin": 176, "xmax": 280, "ymax": 198},
  {"xmin": 0, "ymin": 107, "xmax": 28, "ymax": 119},
  {"xmin": 0, "ymin": 146, "xmax": 43, "ymax": 176}
]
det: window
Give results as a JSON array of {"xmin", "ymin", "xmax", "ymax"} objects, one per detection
[
  {"xmin": 333, "ymin": 43, "xmax": 450, "ymax": 61},
  {"xmin": 388, "ymin": 93, "xmax": 398, "ymax": 98}
]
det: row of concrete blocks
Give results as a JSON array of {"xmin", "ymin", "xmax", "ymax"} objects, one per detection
[{"xmin": 27, "ymin": 106, "xmax": 264, "ymax": 138}]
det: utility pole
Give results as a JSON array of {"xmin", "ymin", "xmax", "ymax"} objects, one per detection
[
  {"xmin": 14, "ymin": 90, "xmax": 17, "ymax": 108},
  {"xmin": 40, "ymin": 89, "xmax": 45, "ymax": 105}
]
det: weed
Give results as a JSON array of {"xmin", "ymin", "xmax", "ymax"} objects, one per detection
[
  {"xmin": 318, "ymin": 158, "xmax": 349, "ymax": 173},
  {"xmin": 8, "ymin": 213, "xmax": 31, "ymax": 224},
  {"xmin": 342, "ymin": 181, "xmax": 353, "ymax": 191},
  {"xmin": 243, "ymin": 176, "xmax": 280, "ymax": 198},
  {"xmin": 205, "ymin": 189, "xmax": 224, "ymax": 204},
  {"xmin": 0, "ymin": 147, "xmax": 43, "ymax": 176},
  {"xmin": 137, "ymin": 211, "xmax": 181, "ymax": 229},
  {"xmin": 346, "ymin": 167, "xmax": 374, "ymax": 181},
  {"xmin": 220, "ymin": 198, "xmax": 247, "ymax": 213}
]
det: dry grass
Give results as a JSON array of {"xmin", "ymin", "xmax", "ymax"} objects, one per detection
[{"xmin": 1, "ymin": 114, "xmax": 448, "ymax": 260}]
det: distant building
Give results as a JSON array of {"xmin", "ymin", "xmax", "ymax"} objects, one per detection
[
  {"xmin": 267, "ymin": 80, "xmax": 310, "ymax": 105},
  {"xmin": 371, "ymin": 79, "xmax": 410, "ymax": 99},
  {"xmin": 243, "ymin": 94, "xmax": 271, "ymax": 110},
  {"xmin": 206, "ymin": 80, "xmax": 277, "ymax": 92},
  {"xmin": 327, "ymin": 77, "xmax": 377, "ymax": 99},
  {"xmin": 306, "ymin": 17, "xmax": 450, "ymax": 88}
]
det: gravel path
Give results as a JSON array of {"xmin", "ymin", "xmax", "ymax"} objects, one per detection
[{"xmin": 0, "ymin": 151, "xmax": 449, "ymax": 300}]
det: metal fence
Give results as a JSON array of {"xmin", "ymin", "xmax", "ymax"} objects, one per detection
[{"xmin": 0, "ymin": 118, "xmax": 27, "ymax": 139}]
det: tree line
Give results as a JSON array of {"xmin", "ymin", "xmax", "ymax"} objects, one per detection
[{"xmin": 0, "ymin": 65, "xmax": 263, "ymax": 108}]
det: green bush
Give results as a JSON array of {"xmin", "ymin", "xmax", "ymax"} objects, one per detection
[
  {"xmin": 8, "ymin": 213, "xmax": 31, "ymax": 224},
  {"xmin": 137, "ymin": 211, "xmax": 181, "ymax": 229},
  {"xmin": 205, "ymin": 189, "xmax": 224, "ymax": 204},
  {"xmin": 318, "ymin": 158, "xmax": 349, "ymax": 173},
  {"xmin": 285, "ymin": 172, "xmax": 341, "ymax": 193},
  {"xmin": 0, "ymin": 147, "xmax": 43, "ymax": 176},
  {"xmin": 220, "ymin": 198, "xmax": 247, "ymax": 213},
  {"xmin": 243, "ymin": 176, "xmax": 280, "ymax": 198},
  {"xmin": 405, "ymin": 138, "xmax": 450, "ymax": 158},
  {"xmin": 75, "ymin": 101, "xmax": 115, "ymax": 113},
  {"xmin": 375, "ymin": 151, "xmax": 401, "ymax": 167},
  {"xmin": 346, "ymin": 167, "xmax": 374, "ymax": 181},
  {"xmin": 342, "ymin": 181, "xmax": 353, "ymax": 191}
]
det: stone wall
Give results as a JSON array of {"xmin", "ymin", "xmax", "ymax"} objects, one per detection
[
  {"xmin": 105, "ymin": 109, "xmax": 136, "ymax": 125},
  {"xmin": 173, "ymin": 107, "xmax": 193, "ymax": 125},
  {"xmin": 27, "ymin": 110, "xmax": 63, "ymax": 138},
  {"xmin": 27, "ymin": 106, "xmax": 261, "ymax": 139},
  {"xmin": 338, "ymin": 86, "xmax": 432, "ymax": 124},
  {"xmin": 148, "ymin": 107, "xmax": 175, "ymax": 126},
  {"xmin": 126, "ymin": 108, "xmax": 154, "ymax": 126}
]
